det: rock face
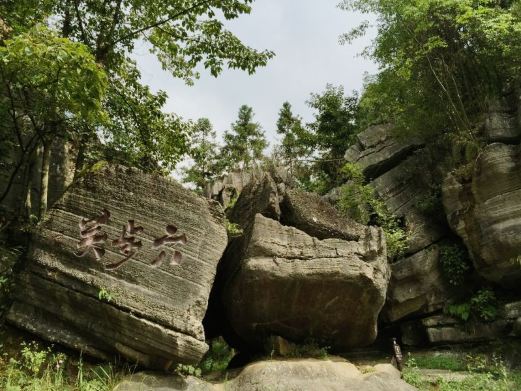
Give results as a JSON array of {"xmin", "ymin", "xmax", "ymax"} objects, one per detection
[
  {"xmin": 344, "ymin": 124, "xmax": 452, "ymax": 324},
  {"xmin": 281, "ymin": 189, "xmax": 364, "ymax": 241},
  {"xmin": 443, "ymin": 143, "xmax": 521, "ymax": 286},
  {"xmin": 114, "ymin": 358, "xmax": 417, "ymax": 391},
  {"xmin": 6, "ymin": 165, "xmax": 228, "ymax": 369},
  {"xmin": 413, "ymin": 315, "xmax": 510, "ymax": 345},
  {"xmin": 385, "ymin": 245, "xmax": 452, "ymax": 323},
  {"xmin": 344, "ymin": 124, "xmax": 424, "ymax": 179},
  {"xmin": 222, "ymin": 209, "xmax": 390, "ymax": 351},
  {"xmin": 400, "ymin": 299, "xmax": 521, "ymax": 345},
  {"xmin": 204, "ymin": 169, "xmax": 262, "ymax": 209},
  {"xmin": 227, "ymin": 173, "xmax": 281, "ymax": 229},
  {"xmin": 483, "ymin": 94, "xmax": 521, "ymax": 143},
  {"xmin": 371, "ymin": 152, "xmax": 446, "ymax": 255}
]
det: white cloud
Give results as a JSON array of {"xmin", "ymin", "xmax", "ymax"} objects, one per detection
[{"xmin": 132, "ymin": 0, "xmax": 377, "ymax": 145}]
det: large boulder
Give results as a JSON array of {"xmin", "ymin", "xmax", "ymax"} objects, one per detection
[
  {"xmin": 114, "ymin": 358, "xmax": 417, "ymax": 391},
  {"xmin": 6, "ymin": 165, "xmax": 228, "ymax": 369},
  {"xmin": 222, "ymin": 213, "xmax": 390, "ymax": 351},
  {"xmin": 443, "ymin": 143, "xmax": 521, "ymax": 286},
  {"xmin": 281, "ymin": 188, "xmax": 365, "ymax": 241},
  {"xmin": 385, "ymin": 245, "xmax": 452, "ymax": 322},
  {"xmin": 344, "ymin": 124, "xmax": 424, "ymax": 179}
]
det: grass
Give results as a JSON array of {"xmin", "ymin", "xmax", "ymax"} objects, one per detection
[
  {"xmin": 409, "ymin": 353, "xmax": 466, "ymax": 372},
  {"xmin": 0, "ymin": 340, "xmax": 134, "ymax": 390},
  {"xmin": 403, "ymin": 352, "xmax": 521, "ymax": 391}
]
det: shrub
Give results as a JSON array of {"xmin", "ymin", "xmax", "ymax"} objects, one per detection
[
  {"xmin": 439, "ymin": 243, "xmax": 471, "ymax": 287},
  {"xmin": 98, "ymin": 288, "xmax": 113, "ymax": 303},
  {"xmin": 225, "ymin": 220, "xmax": 244, "ymax": 238},
  {"xmin": 446, "ymin": 289, "xmax": 498, "ymax": 322},
  {"xmin": 199, "ymin": 338, "xmax": 235, "ymax": 374},
  {"xmin": 0, "ymin": 341, "xmax": 128, "ymax": 390}
]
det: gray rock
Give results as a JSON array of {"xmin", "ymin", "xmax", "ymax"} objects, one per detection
[
  {"xmin": 372, "ymin": 153, "xmax": 446, "ymax": 255},
  {"xmin": 483, "ymin": 96, "xmax": 521, "ymax": 143},
  {"xmin": 385, "ymin": 245, "xmax": 452, "ymax": 322},
  {"xmin": 420, "ymin": 315, "xmax": 510, "ymax": 345},
  {"xmin": 114, "ymin": 359, "xmax": 417, "ymax": 391},
  {"xmin": 204, "ymin": 168, "xmax": 264, "ymax": 209},
  {"xmin": 484, "ymin": 111, "xmax": 520, "ymax": 143},
  {"xmin": 514, "ymin": 318, "xmax": 521, "ymax": 336},
  {"xmin": 7, "ymin": 165, "xmax": 228, "ymax": 369},
  {"xmin": 500, "ymin": 301, "xmax": 521, "ymax": 320},
  {"xmin": 281, "ymin": 188, "xmax": 365, "ymax": 241},
  {"xmin": 222, "ymin": 213, "xmax": 390, "ymax": 351},
  {"xmin": 227, "ymin": 173, "xmax": 281, "ymax": 229},
  {"xmin": 345, "ymin": 124, "xmax": 424, "ymax": 178},
  {"xmin": 323, "ymin": 187, "xmax": 342, "ymax": 204},
  {"xmin": 443, "ymin": 143, "xmax": 521, "ymax": 286}
]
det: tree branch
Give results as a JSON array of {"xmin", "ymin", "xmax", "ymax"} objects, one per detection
[{"xmin": 108, "ymin": 0, "xmax": 214, "ymax": 48}]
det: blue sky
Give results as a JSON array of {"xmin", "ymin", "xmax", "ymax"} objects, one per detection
[{"xmin": 132, "ymin": 0, "xmax": 377, "ymax": 145}]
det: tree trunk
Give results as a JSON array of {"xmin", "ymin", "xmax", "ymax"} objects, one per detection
[
  {"xmin": 39, "ymin": 141, "xmax": 51, "ymax": 219},
  {"xmin": 19, "ymin": 149, "xmax": 36, "ymax": 220}
]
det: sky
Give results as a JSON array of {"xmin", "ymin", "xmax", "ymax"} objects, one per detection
[{"xmin": 132, "ymin": 1, "xmax": 378, "ymax": 146}]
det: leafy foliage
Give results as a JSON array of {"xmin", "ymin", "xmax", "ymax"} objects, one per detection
[
  {"xmin": 0, "ymin": 26, "xmax": 107, "ymax": 214},
  {"xmin": 181, "ymin": 118, "xmax": 220, "ymax": 191},
  {"xmin": 446, "ymin": 288, "xmax": 498, "ymax": 322},
  {"xmin": 0, "ymin": 341, "xmax": 129, "ymax": 390},
  {"xmin": 218, "ymin": 105, "xmax": 268, "ymax": 171},
  {"xmin": 0, "ymin": 26, "xmax": 106, "ymax": 126},
  {"xmin": 306, "ymin": 85, "xmax": 359, "ymax": 191},
  {"xmin": 274, "ymin": 102, "xmax": 314, "ymax": 183},
  {"xmin": 100, "ymin": 60, "xmax": 190, "ymax": 172},
  {"xmin": 199, "ymin": 338, "xmax": 235, "ymax": 374},
  {"xmin": 341, "ymin": 0, "xmax": 521, "ymax": 142},
  {"xmin": 439, "ymin": 242, "xmax": 472, "ymax": 287},
  {"xmin": 0, "ymin": 0, "xmax": 274, "ymax": 221}
]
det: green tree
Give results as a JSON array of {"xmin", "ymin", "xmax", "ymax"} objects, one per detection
[
  {"xmin": 182, "ymin": 118, "xmax": 219, "ymax": 191},
  {"xmin": 306, "ymin": 84, "xmax": 359, "ymax": 192},
  {"xmin": 341, "ymin": 0, "xmax": 521, "ymax": 141},
  {"xmin": 0, "ymin": 0, "xmax": 274, "ymax": 172},
  {"xmin": 276, "ymin": 102, "xmax": 313, "ymax": 171},
  {"xmin": 0, "ymin": 26, "xmax": 107, "ymax": 218},
  {"xmin": 219, "ymin": 105, "xmax": 268, "ymax": 171},
  {"xmin": 0, "ymin": 0, "xmax": 274, "ymax": 218}
]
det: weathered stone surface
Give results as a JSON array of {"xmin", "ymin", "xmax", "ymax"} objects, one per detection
[
  {"xmin": 385, "ymin": 245, "xmax": 452, "ymax": 322},
  {"xmin": 420, "ymin": 315, "xmax": 510, "ymax": 345},
  {"xmin": 222, "ymin": 213, "xmax": 390, "ymax": 351},
  {"xmin": 500, "ymin": 301, "xmax": 521, "ymax": 320},
  {"xmin": 372, "ymin": 153, "xmax": 446, "ymax": 255},
  {"xmin": 514, "ymin": 318, "xmax": 521, "ymax": 336},
  {"xmin": 345, "ymin": 124, "xmax": 424, "ymax": 179},
  {"xmin": 114, "ymin": 358, "xmax": 416, "ymax": 391},
  {"xmin": 204, "ymin": 168, "xmax": 264, "ymax": 209},
  {"xmin": 281, "ymin": 188, "xmax": 365, "ymax": 241},
  {"xmin": 443, "ymin": 143, "xmax": 521, "ymax": 286},
  {"xmin": 6, "ymin": 165, "xmax": 228, "ymax": 369},
  {"xmin": 227, "ymin": 173, "xmax": 281, "ymax": 229},
  {"xmin": 483, "ymin": 95, "xmax": 521, "ymax": 143}
]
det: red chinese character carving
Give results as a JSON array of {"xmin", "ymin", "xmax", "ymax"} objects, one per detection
[
  {"xmin": 105, "ymin": 220, "xmax": 144, "ymax": 270},
  {"xmin": 76, "ymin": 209, "xmax": 111, "ymax": 260},
  {"xmin": 151, "ymin": 225, "xmax": 187, "ymax": 268}
]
